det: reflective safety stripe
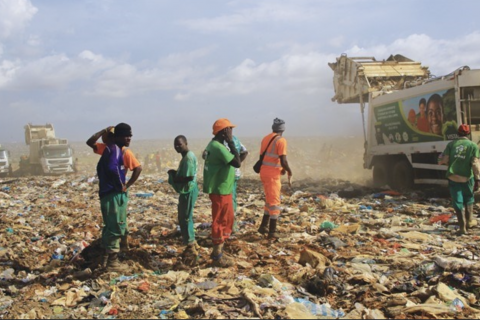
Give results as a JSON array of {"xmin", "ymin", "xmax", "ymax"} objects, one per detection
[
  {"xmin": 262, "ymin": 161, "xmax": 282, "ymax": 167},
  {"xmin": 264, "ymin": 203, "xmax": 282, "ymax": 216},
  {"xmin": 269, "ymin": 214, "xmax": 280, "ymax": 220},
  {"xmin": 265, "ymin": 152, "xmax": 279, "ymax": 158},
  {"xmin": 262, "ymin": 136, "xmax": 282, "ymax": 167}
]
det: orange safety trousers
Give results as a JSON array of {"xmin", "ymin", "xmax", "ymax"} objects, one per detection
[
  {"xmin": 260, "ymin": 171, "xmax": 282, "ymax": 219},
  {"xmin": 209, "ymin": 194, "xmax": 234, "ymax": 245}
]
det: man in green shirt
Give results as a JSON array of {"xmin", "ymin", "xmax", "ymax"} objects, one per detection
[
  {"xmin": 202, "ymin": 136, "xmax": 248, "ymax": 233},
  {"xmin": 203, "ymin": 118, "xmax": 241, "ymax": 267},
  {"xmin": 438, "ymin": 124, "xmax": 480, "ymax": 235},
  {"xmin": 168, "ymin": 135, "xmax": 199, "ymax": 266}
]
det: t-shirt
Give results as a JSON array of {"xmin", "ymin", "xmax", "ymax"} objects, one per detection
[
  {"xmin": 168, "ymin": 151, "xmax": 198, "ymax": 194},
  {"xmin": 442, "ymin": 138, "xmax": 480, "ymax": 179},
  {"xmin": 97, "ymin": 144, "xmax": 126, "ymax": 199},
  {"xmin": 260, "ymin": 133, "xmax": 287, "ymax": 176},
  {"xmin": 223, "ymin": 136, "xmax": 247, "ymax": 180},
  {"xmin": 203, "ymin": 140, "xmax": 235, "ymax": 195},
  {"xmin": 94, "ymin": 143, "xmax": 140, "ymax": 171}
]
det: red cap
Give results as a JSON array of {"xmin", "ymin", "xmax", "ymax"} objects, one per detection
[{"xmin": 458, "ymin": 124, "xmax": 470, "ymax": 135}]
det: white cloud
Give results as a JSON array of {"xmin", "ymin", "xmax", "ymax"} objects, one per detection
[
  {"xmin": 3, "ymin": 32, "xmax": 480, "ymax": 105},
  {"xmin": 180, "ymin": 1, "xmax": 317, "ymax": 32},
  {"xmin": 0, "ymin": 59, "xmax": 20, "ymax": 87},
  {"xmin": 0, "ymin": 0, "xmax": 37, "ymax": 39}
]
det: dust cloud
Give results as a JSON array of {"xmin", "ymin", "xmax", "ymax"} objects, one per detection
[{"xmin": 62, "ymin": 135, "xmax": 371, "ymax": 185}]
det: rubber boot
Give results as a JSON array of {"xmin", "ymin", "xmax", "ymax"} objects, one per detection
[
  {"xmin": 268, "ymin": 219, "xmax": 285, "ymax": 239},
  {"xmin": 455, "ymin": 209, "xmax": 468, "ymax": 236},
  {"xmin": 211, "ymin": 243, "xmax": 223, "ymax": 259},
  {"xmin": 182, "ymin": 242, "xmax": 199, "ymax": 266},
  {"xmin": 258, "ymin": 215, "xmax": 270, "ymax": 234},
  {"xmin": 120, "ymin": 235, "xmax": 130, "ymax": 252},
  {"xmin": 107, "ymin": 253, "xmax": 129, "ymax": 273},
  {"xmin": 465, "ymin": 204, "xmax": 475, "ymax": 230},
  {"xmin": 211, "ymin": 243, "xmax": 234, "ymax": 268}
]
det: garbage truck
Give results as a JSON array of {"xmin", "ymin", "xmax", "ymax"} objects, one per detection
[
  {"xmin": 329, "ymin": 54, "xmax": 480, "ymax": 189},
  {"xmin": 21, "ymin": 123, "xmax": 76, "ymax": 175},
  {"xmin": 0, "ymin": 145, "xmax": 13, "ymax": 177}
]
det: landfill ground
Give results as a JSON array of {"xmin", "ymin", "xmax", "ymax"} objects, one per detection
[{"xmin": 2, "ymin": 136, "xmax": 480, "ymax": 319}]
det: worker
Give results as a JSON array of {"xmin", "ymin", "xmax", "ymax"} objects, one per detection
[
  {"xmin": 203, "ymin": 118, "xmax": 241, "ymax": 267},
  {"xmin": 96, "ymin": 123, "xmax": 142, "ymax": 272},
  {"xmin": 155, "ymin": 151, "xmax": 162, "ymax": 172},
  {"xmin": 86, "ymin": 126, "xmax": 139, "ymax": 252},
  {"xmin": 203, "ymin": 136, "xmax": 248, "ymax": 233},
  {"xmin": 257, "ymin": 118, "xmax": 293, "ymax": 240},
  {"xmin": 438, "ymin": 124, "xmax": 480, "ymax": 235},
  {"xmin": 167, "ymin": 135, "xmax": 199, "ymax": 266}
]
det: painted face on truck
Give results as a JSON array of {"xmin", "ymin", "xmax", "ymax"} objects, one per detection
[
  {"xmin": 426, "ymin": 94, "xmax": 444, "ymax": 136},
  {"xmin": 419, "ymin": 101, "xmax": 426, "ymax": 117}
]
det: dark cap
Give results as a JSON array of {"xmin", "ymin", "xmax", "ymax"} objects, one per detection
[{"xmin": 114, "ymin": 123, "xmax": 132, "ymax": 137}]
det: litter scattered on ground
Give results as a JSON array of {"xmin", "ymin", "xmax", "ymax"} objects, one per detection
[{"xmin": 1, "ymin": 139, "xmax": 480, "ymax": 319}]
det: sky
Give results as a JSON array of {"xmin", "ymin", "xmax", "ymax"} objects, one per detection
[{"xmin": 2, "ymin": 0, "xmax": 480, "ymax": 143}]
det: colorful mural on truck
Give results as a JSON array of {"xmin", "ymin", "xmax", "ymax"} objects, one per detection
[{"xmin": 373, "ymin": 88, "xmax": 457, "ymax": 145}]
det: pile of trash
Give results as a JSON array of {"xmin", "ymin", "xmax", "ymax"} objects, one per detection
[{"xmin": 1, "ymin": 173, "xmax": 480, "ymax": 319}]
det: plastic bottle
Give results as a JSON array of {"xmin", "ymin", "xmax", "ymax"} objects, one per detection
[{"xmin": 293, "ymin": 298, "xmax": 345, "ymax": 317}]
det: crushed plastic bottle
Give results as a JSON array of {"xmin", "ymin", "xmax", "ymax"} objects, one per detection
[
  {"xmin": 51, "ymin": 253, "xmax": 64, "ymax": 260},
  {"xmin": 135, "ymin": 192, "xmax": 154, "ymax": 198},
  {"xmin": 450, "ymin": 298, "xmax": 464, "ymax": 312},
  {"xmin": 294, "ymin": 298, "xmax": 345, "ymax": 317}
]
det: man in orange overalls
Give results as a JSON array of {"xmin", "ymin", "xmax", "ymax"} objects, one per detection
[{"xmin": 257, "ymin": 118, "xmax": 293, "ymax": 239}]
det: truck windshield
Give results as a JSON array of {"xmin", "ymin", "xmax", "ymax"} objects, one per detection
[
  {"xmin": 0, "ymin": 151, "xmax": 6, "ymax": 160},
  {"xmin": 43, "ymin": 147, "xmax": 72, "ymax": 158}
]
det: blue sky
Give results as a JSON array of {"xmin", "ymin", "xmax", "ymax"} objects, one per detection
[{"xmin": 2, "ymin": 0, "xmax": 480, "ymax": 142}]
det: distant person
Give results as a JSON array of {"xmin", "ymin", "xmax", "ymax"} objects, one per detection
[
  {"xmin": 257, "ymin": 118, "xmax": 293, "ymax": 240},
  {"xmin": 86, "ymin": 126, "xmax": 140, "ymax": 252},
  {"xmin": 202, "ymin": 136, "xmax": 248, "ymax": 233},
  {"xmin": 167, "ymin": 135, "xmax": 199, "ymax": 266},
  {"xmin": 438, "ymin": 124, "xmax": 480, "ymax": 235},
  {"xmin": 96, "ymin": 123, "xmax": 142, "ymax": 272},
  {"xmin": 144, "ymin": 154, "xmax": 151, "ymax": 172},
  {"xmin": 203, "ymin": 118, "xmax": 241, "ymax": 267},
  {"xmin": 427, "ymin": 94, "xmax": 444, "ymax": 135},
  {"xmin": 416, "ymin": 98, "xmax": 429, "ymax": 133},
  {"xmin": 155, "ymin": 151, "xmax": 162, "ymax": 172}
]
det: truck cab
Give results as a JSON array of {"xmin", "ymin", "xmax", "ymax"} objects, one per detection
[
  {"xmin": 0, "ymin": 146, "xmax": 13, "ymax": 177},
  {"xmin": 39, "ymin": 141, "xmax": 76, "ymax": 174},
  {"xmin": 23, "ymin": 123, "xmax": 77, "ymax": 176}
]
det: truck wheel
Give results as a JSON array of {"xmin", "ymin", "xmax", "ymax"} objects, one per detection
[
  {"xmin": 391, "ymin": 160, "xmax": 413, "ymax": 190},
  {"xmin": 373, "ymin": 162, "xmax": 390, "ymax": 187}
]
